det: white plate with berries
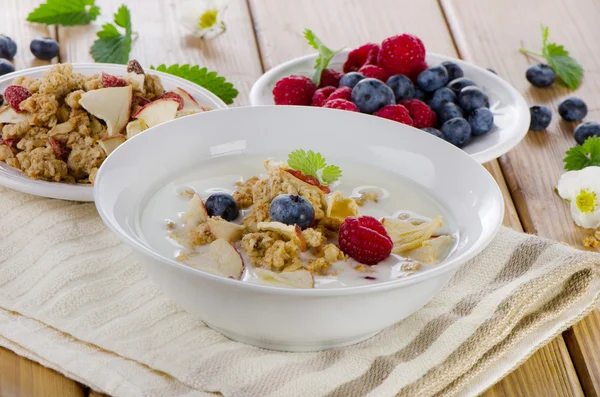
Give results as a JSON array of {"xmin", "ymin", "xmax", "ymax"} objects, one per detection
[
  {"xmin": 250, "ymin": 33, "xmax": 530, "ymax": 164},
  {"xmin": 0, "ymin": 63, "xmax": 227, "ymax": 202}
]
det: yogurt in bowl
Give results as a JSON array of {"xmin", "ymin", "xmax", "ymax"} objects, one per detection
[{"xmin": 94, "ymin": 106, "xmax": 504, "ymax": 351}]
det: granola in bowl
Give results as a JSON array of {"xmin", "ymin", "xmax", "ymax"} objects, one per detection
[{"xmin": 0, "ymin": 60, "xmax": 212, "ymax": 184}]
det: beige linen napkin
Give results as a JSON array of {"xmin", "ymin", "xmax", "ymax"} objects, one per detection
[{"xmin": 0, "ymin": 187, "xmax": 599, "ymax": 397}]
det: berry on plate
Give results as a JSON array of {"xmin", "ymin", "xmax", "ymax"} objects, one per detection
[
  {"xmin": 422, "ymin": 127, "xmax": 444, "ymax": 139},
  {"xmin": 323, "ymin": 98, "xmax": 359, "ymax": 112},
  {"xmin": 206, "ymin": 193, "xmax": 240, "ymax": 222},
  {"xmin": 328, "ymin": 86, "xmax": 352, "ymax": 102},
  {"xmin": 358, "ymin": 65, "xmax": 389, "ymax": 81},
  {"xmin": 373, "ymin": 104, "xmax": 414, "ymax": 126},
  {"xmin": 339, "ymin": 216, "xmax": 393, "ymax": 265},
  {"xmin": 0, "ymin": 59, "xmax": 15, "ymax": 76},
  {"xmin": 30, "ymin": 37, "xmax": 59, "ymax": 60},
  {"xmin": 413, "ymin": 87, "xmax": 429, "ymax": 101},
  {"xmin": 442, "ymin": 117, "xmax": 472, "ymax": 147},
  {"xmin": 437, "ymin": 102, "xmax": 464, "ymax": 125},
  {"xmin": 102, "ymin": 72, "xmax": 127, "ymax": 88},
  {"xmin": 558, "ymin": 97, "xmax": 587, "ymax": 121},
  {"xmin": 446, "ymin": 77, "xmax": 477, "ymax": 94},
  {"xmin": 441, "ymin": 61, "xmax": 464, "ymax": 81},
  {"xmin": 529, "ymin": 105, "xmax": 552, "ymax": 130},
  {"xmin": 428, "ymin": 87, "xmax": 457, "ymax": 110},
  {"xmin": 0, "ymin": 35, "xmax": 17, "ymax": 59},
  {"xmin": 399, "ymin": 99, "xmax": 437, "ymax": 128},
  {"xmin": 270, "ymin": 194, "xmax": 315, "ymax": 229},
  {"xmin": 319, "ymin": 68, "xmax": 343, "ymax": 88},
  {"xmin": 458, "ymin": 86, "xmax": 490, "ymax": 113},
  {"xmin": 406, "ymin": 61, "xmax": 428, "ymax": 82},
  {"xmin": 339, "ymin": 72, "xmax": 365, "ymax": 89},
  {"xmin": 386, "ymin": 74, "xmax": 415, "ymax": 101},
  {"xmin": 351, "ymin": 78, "xmax": 395, "ymax": 114},
  {"xmin": 273, "ymin": 75, "xmax": 317, "ymax": 106},
  {"xmin": 343, "ymin": 43, "xmax": 379, "ymax": 73},
  {"xmin": 377, "ymin": 34, "xmax": 426, "ymax": 76},
  {"xmin": 311, "ymin": 86, "xmax": 336, "ymax": 107},
  {"xmin": 525, "ymin": 63, "xmax": 556, "ymax": 88},
  {"xmin": 4, "ymin": 85, "xmax": 32, "ymax": 112},
  {"xmin": 468, "ymin": 107, "xmax": 494, "ymax": 136},
  {"xmin": 574, "ymin": 121, "xmax": 600, "ymax": 145},
  {"xmin": 416, "ymin": 65, "xmax": 449, "ymax": 92}
]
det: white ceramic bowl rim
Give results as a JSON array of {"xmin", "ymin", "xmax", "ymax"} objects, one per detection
[{"xmin": 94, "ymin": 106, "xmax": 504, "ymax": 297}]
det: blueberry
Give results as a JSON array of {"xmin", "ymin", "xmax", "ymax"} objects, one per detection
[
  {"xmin": 386, "ymin": 74, "xmax": 415, "ymax": 101},
  {"xmin": 529, "ymin": 105, "xmax": 552, "ymax": 130},
  {"xmin": 0, "ymin": 35, "xmax": 17, "ymax": 59},
  {"xmin": 351, "ymin": 78, "xmax": 395, "ymax": 114},
  {"xmin": 441, "ymin": 117, "xmax": 472, "ymax": 147},
  {"xmin": 205, "ymin": 193, "xmax": 239, "ymax": 221},
  {"xmin": 0, "ymin": 59, "xmax": 14, "ymax": 76},
  {"xmin": 468, "ymin": 107, "xmax": 494, "ymax": 136},
  {"xmin": 441, "ymin": 61, "xmax": 464, "ymax": 81},
  {"xmin": 558, "ymin": 97, "xmax": 587, "ymax": 121},
  {"xmin": 436, "ymin": 102, "xmax": 464, "ymax": 125},
  {"xmin": 30, "ymin": 37, "xmax": 59, "ymax": 60},
  {"xmin": 428, "ymin": 87, "xmax": 457, "ymax": 110},
  {"xmin": 458, "ymin": 86, "xmax": 489, "ymax": 113},
  {"xmin": 422, "ymin": 127, "xmax": 444, "ymax": 139},
  {"xmin": 339, "ymin": 72, "xmax": 365, "ymax": 89},
  {"xmin": 413, "ymin": 87, "xmax": 429, "ymax": 101},
  {"xmin": 446, "ymin": 77, "xmax": 477, "ymax": 94},
  {"xmin": 416, "ymin": 66, "xmax": 449, "ymax": 92},
  {"xmin": 574, "ymin": 121, "xmax": 600, "ymax": 145},
  {"xmin": 0, "ymin": 93, "xmax": 3, "ymax": 105},
  {"xmin": 269, "ymin": 194, "xmax": 315, "ymax": 229},
  {"xmin": 487, "ymin": 68, "xmax": 497, "ymax": 75},
  {"xmin": 525, "ymin": 64, "xmax": 556, "ymax": 88}
]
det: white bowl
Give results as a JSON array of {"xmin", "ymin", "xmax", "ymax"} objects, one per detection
[
  {"xmin": 94, "ymin": 106, "xmax": 504, "ymax": 351},
  {"xmin": 249, "ymin": 50, "xmax": 530, "ymax": 164},
  {"xmin": 0, "ymin": 63, "xmax": 228, "ymax": 202}
]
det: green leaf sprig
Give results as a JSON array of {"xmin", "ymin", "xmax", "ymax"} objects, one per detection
[
  {"xmin": 520, "ymin": 25, "xmax": 584, "ymax": 89},
  {"xmin": 564, "ymin": 137, "xmax": 600, "ymax": 171},
  {"xmin": 287, "ymin": 149, "xmax": 342, "ymax": 186},
  {"xmin": 27, "ymin": 0, "xmax": 100, "ymax": 26},
  {"xmin": 90, "ymin": 5, "xmax": 132, "ymax": 64},
  {"xmin": 304, "ymin": 29, "xmax": 343, "ymax": 86}
]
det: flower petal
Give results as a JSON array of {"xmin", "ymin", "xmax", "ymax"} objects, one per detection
[{"xmin": 570, "ymin": 201, "xmax": 600, "ymax": 229}]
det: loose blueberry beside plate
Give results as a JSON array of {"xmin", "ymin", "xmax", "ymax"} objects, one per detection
[
  {"xmin": 416, "ymin": 65, "xmax": 449, "ymax": 92},
  {"xmin": 442, "ymin": 117, "xmax": 472, "ymax": 147},
  {"xmin": 339, "ymin": 72, "xmax": 365, "ymax": 89},
  {"xmin": 0, "ymin": 59, "xmax": 14, "ymax": 76},
  {"xmin": 525, "ymin": 64, "xmax": 556, "ymax": 88},
  {"xmin": 30, "ymin": 37, "xmax": 60, "ymax": 60},
  {"xmin": 351, "ymin": 78, "xmax": 395, "ymax": 114},
  {"xmin": 441, "ymin": 61, "xmax": 464, "ymax": 81},
  {"xmin": 386, "ymin": 74, "xmax": 415, "ymax": 101},
  {"xmin": 468, "ymin": 108, "xmax": 494, "ymax": 136},
  {"xmin": 205, "ymin": 193, "xmax": 239, "ymax": 221},
  {"xmin": 458, "ymin": 86, "xmax": 490, "ymax": 113},
  {"xmin": 437, "ymin": 102, "xmax": 464, "ymax": 125},
  {"xmin": 270, "ymin": 194, "xmax": 315, "ymax": 229},
  {"xmin": 574, "ymin": 121, "xmax": 600, "ymax": 145},
  {"xmin": 0, "ymin": 35, "xmax": 17, "ymax": 59},
  {"xmin": 558, "ymin": 97, "xmax": 587, "ymax": 122},
  {"xmin": 529, "ymin": 105, "xmax": 552, "ymax": 130}
]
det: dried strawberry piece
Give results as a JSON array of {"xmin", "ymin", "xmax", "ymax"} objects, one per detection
[
  {"xmin": 160, "ymin": 92, "xmax": 184, "ymax": 110},
  {"xmin": 0, "ymin": 138, "xmax": 17, "ymax": 148},
  {"xmin": 127, "ymin": 59, "xmax": 145, "ymax": 75},
  {"xmin": 102, "ymin": 72, "xmax": 127, "ymax": 88},
  {"xmin": 4, "ymin": 85, "xmax": 32, "ymax": 112},
  {"xmin": 134, "ymin": 95, "xmax": 150, "ymax": 107},
  {"xmin": 286, "ymin": 169, "xmax": 330, "ymax": 193},
  {"xmin": 48, "ymin": 137, "xmax": 70, "ymax": 161}
]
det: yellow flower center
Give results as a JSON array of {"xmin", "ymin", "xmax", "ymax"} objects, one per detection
[
  {"xmin": 575, "ymin": 189, "xmax": 597, "ymax": 213},
  {"xmin": 199, "ymin": 9, "xmax": 218, "ymax": 29}
]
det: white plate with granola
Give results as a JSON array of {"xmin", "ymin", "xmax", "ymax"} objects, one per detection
[
  {"xmin": 94, "ymin": 106, "xmax": 504, "ymax": 351},
  {"xmin": 0, "ymin": 62, "xmax": 227, "ymax": 201}
]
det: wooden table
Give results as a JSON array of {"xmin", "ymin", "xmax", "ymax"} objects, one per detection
[{"xmin": 1, "ymin": 0, "xmax": 599, "ymax": 396}]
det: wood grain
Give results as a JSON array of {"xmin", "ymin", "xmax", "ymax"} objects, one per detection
[
  {"xmin": 57, "ymin": 0, "xmax": 262, "ymax": 105},
  {"xmin": 0, "ymin": 347, "xmax": 86, "ymax": 397}
]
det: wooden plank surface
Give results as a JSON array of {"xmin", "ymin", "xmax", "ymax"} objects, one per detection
[
  {"xmin": 247, "ymin": 1, "xmax": 582, "ymax": 396},
  {"xmin": 441, "ymin": 0, "xmax": 600, "ymax": 395}
]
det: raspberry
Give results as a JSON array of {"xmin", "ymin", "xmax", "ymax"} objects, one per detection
[
  {"xmin": 134, "ymin": 95, "xmax": 150, "ymax": 107},
  {"xmin": 377, "ymin": 34, "xmax": 426, "ymax": 76},
  {"xmin": 320, "ymin": 69, "xmax": 343, "ymax": 88},
  {"xmin": 358, "ymin": 65, "xmax": 389, "ymax": 81},
  {"xmin": 323, "ymin": 99, "xmax": 359, "ymax": 112},
  {"xmin": 328, "ymin": 86, "xmax": 352, "ymax": 102},
  {"xmin": 273, "ymin": 75, "xmax": 317, "ymax": 106},
  {"xmin": 311, "ymin": 86, "xmax": 336, "ymax": 107},
  {"xmin": 4, "ymin": 85, "xmax": 32, "ymax": 112},
  {"xmin": 373, "ymin": 105, "xmax": 414, "ymax": 126},
  {"xmin": 338, "ymin": 216, "xmax": 392, "ymax": 265},
  {"xmin": 343, "ymin": 43, "xmax": 379, "ymax": 73},
  {"xmin": 102, "ymin": 72, "xmax": 127, "ymax": 88},
  {"xmin": 400, "ymin": 99, "xmax": 437, "ymax": 128},
  {"xmin": 160, "ymin": 92, "xmax": 184, "ymax": 110},
  {"xmin": 48, "ymin": 137, "xmax": 70, "ymax": 161},
  {"xmin": 406, "ymin": 61, "xmax": 428, "ymax": 82}
]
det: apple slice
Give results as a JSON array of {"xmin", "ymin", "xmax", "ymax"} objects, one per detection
[
  {"xmin": 0, "ymin": 105, "xmax": 32, "ymax": 124},
  {"xmin": 208, "ymin": 217, "xmax": 245, "ymax": 242},
  {"xmin": 254, "ymin": 268, "xmax": 314, "ymax": 288},
  {"xmin": 326, "ymin": 190, "xmax": 359, "ymax": 220},
  {"xmin": 175, "ymin": 109, "xmax": 199, "ymax": 119},
  {"xmin": 257, "ymin": 221, "xmax": 307, "ymax": 251},
  {"xmin": 79, "ymin": 86, "xmax": 132, "ymax": 135},
  {"xmin": 123, "ymin": 71, "xmax": 145, "ymax": 93},
  {"xmin": 182, "ymin": 193, "xmax": 208, "ymax": 227},
  {"xmin": 98, "ymin": 135, "xmax": 126, "ymax": 156},
  {"xmin": 133, "ymin": 99, "xmax": 178, "ymax": 128},
  {"xmin": 172, "ymin": 87, "xmax": 205, "ymax": 111},
  {"xmin": 177, "ymin": 239, "xmax": 244, "ymax": 279},
  {"xmin": 126, "ymin": 119, "xmax": 148, "ymax": 139}
]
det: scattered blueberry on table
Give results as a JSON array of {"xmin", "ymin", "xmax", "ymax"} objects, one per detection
[
  {"xmin": 529, "ymin": 105, "xmax": 552, "ymax": 130},
  {"xmin": 525, "ymin": 64, "xmax": 556, "ymax": 88},
  {"xmin": 558, "ymin": 97, "xmax": 588, "ymax": 122},
  {"xmin": 574, "ymin": 121, "xmax": 600, "ymax": 145},
  {"xmin": 0, "ymin": 59, "xmax": 15, "ymax": 76},
  {"xmin": 30, "ymin": 37, "xmax": 59, "ymax": 60},
  {"xmin": 0, "ymin": 35, "xmax": 17, "ymax": 59}
]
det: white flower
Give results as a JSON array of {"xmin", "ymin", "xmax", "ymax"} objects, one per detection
[
  {"xmin": 557, "ymin": 166, "xmax": 600, "ymax": 229},
  {"xmin": 179, "ymin": 0, "xmax": 228, "ymax": 39}
]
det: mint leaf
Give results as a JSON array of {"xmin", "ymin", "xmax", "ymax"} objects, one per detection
[
  {"xmin": 304, "ymin": 29, "xmax": 342, "ymax": 86},
  {"xmin": 90, "ymin": 5, "xmax": 132, "ymax": 64},
  {"xmin": 564, "ymin": 137, "xmax": 600, "ymax": 171},
  {"xmin": 150, "ymin": 64, "xmax": 238, "ymax": 105},
  {"xmin": 287, "ymin": 149, "xmax": 341, "ymax": 185},
  {"xmin": 27, "ymin": 0, "xmax": 100, "ymax": 26}
]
